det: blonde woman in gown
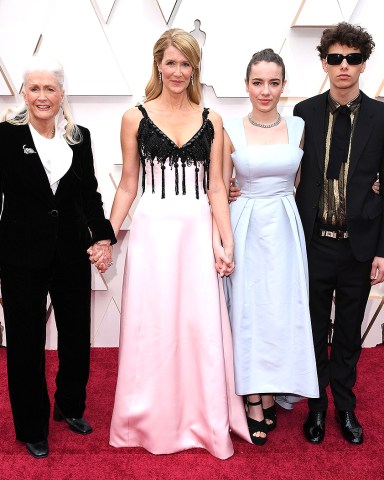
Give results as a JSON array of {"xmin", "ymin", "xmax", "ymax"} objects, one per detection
[{"xmin": 108, "ymin": 29, "xmax": 250, "ymax": 459}]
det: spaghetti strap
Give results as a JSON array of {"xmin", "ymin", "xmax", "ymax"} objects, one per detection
[{"xmin": 137, "ymin": 104, "xmax": 148, "ymax": 118}]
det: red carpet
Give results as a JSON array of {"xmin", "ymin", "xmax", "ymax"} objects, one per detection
[{"xmin": 0, "ymin": 346, "xmax": 383, "ymax": 480}]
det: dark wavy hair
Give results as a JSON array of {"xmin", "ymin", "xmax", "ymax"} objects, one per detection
[
  {"xmin": 316, "ymin": 22, "xmax": 375, "ymax": 61},
  {"xmin": 245, "ymin": 49, "xmax": 286, "ymax": 83}
]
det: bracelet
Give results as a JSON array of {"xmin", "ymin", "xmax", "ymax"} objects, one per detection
[{"xmin": 96, "ymin": 241, "xmax": 111, "ymax": 246}]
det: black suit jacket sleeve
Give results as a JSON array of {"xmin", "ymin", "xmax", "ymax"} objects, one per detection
[
  {"xmin": 373, "ymin": 127, "xmax": 384, "ymax": 258},
  {"xmin": 77, "ymin": 127, "xmax": 116, "ymax": 245}
]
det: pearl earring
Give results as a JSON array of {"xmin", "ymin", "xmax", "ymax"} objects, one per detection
[{"xmin": 158, "ymin": 71, "xmax": 162, "ymax": 83}]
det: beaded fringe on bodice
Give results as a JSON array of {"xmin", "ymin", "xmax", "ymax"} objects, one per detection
[{"xmin": 137, "ymin": 105, "xmax": 214, "ymax": 199}]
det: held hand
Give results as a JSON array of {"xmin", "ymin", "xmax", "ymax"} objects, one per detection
[
  {"xmin": 87, "ymin": 241, "xmax": 113, "ymax": 273},
  {"xmin": 95, "ymin": 245, "xmax": 113, "ymax": 273},
  {"xmin": 213, "ymin": 243, "xmax": 235, "ymax": 277},
  {"xmin": 228, "ymin": 177, "xmax": 241, "ymax": 203},
  {"xmin": 370, "ymin": 256, "xmax": 384, "ymax": 285},
  {"xmin": 372, "ymin": 178, "xmax": 380, "ymax": 195}
]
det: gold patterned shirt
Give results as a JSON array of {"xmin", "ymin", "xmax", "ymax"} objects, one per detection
[{"xmin": 318, "ymin": 93, "xmax": 361, "ymax": 228}]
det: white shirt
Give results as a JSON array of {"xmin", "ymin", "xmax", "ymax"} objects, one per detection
[{"xmin": 29, "ymin": 113, "xmax": 72, "ymax": 194}]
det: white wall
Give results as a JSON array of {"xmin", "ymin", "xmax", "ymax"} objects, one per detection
[{"xmin": 1, "ymin": 0, "xmax": 384, "ymax": 348}]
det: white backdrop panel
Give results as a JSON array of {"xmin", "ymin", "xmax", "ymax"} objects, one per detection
[{"xmin": 0, "ymin": 0, "xmax": 383, "ymax": 348}]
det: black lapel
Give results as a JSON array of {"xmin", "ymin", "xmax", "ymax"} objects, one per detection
[
  {"xmin": 348, "ymin": 92, "xmax": 375, "ymax": 180},
  {"xmin": 54, "ymin": 143, "xmax": 76, "ymax": 201},
  {"xmin": 310, "ymin": 92, "xmax": 328, "ymax": 173}
]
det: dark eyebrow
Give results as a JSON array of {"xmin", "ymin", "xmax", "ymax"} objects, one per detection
[{"xmin": 250, "ymin": 77, "xmax": 281, "ymax": 82}]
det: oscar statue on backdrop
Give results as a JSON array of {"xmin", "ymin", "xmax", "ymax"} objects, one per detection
[{"xmin": 190, "ymin": 19, "xmax": 206, "ymax": 82}]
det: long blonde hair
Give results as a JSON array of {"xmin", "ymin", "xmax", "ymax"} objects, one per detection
[
  {"xmin": 145, "ymin": 28, "xmax": 202, "ymax": 104},
  {"xmin": 1, "ymin": 55, "xmax": 82, "ymax": 145}
]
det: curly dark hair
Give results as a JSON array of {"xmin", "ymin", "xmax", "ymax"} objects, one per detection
[
  {"xmin": 317, "ymin": 22, "xmax": 375, "ymax": 61},
  {"xmin": 245, "ymin": 48, "xmax": 286, "ymax": 82}
]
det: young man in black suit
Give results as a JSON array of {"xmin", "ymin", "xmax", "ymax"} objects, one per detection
[{"xmin": 294, "ymin": 22, "xmax": 384, "ymax": 445}]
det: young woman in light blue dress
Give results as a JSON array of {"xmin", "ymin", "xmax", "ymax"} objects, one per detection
[{"xmin": 223, "ymin": 49, "xmax": 319, "ymax": 445}]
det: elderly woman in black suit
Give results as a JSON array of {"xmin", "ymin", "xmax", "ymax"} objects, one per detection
[{"xmin": 0, "ymin": 55, "xmax": 115, "ymax": 458}]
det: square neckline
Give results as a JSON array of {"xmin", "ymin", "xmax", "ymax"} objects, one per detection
[{"xmin": 242, "ymin": 116, "xmax": 290, "ymax": 147}]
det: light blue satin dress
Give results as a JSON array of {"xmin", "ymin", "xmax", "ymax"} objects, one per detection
[{"xmin": 224, "ymin": 116, "xmax": 319, "ymax": 398}]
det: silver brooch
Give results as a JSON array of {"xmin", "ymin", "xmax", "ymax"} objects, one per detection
[{"xmin": 23, "ymin": 144, "xmax": 36, "ymax": 154}]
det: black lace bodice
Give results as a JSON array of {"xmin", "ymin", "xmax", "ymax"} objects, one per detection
[{"xmin": 137, "ymin": 104, "xmax": 214, "ymax": 199}]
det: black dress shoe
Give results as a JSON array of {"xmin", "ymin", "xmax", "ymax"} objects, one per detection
[
  {"xmin": 53, "ymin": 402, "xmax": 93, "ymax": 435},
  {"xmin": 303, "ymin": 410, "xmax": 326, "ymax": 443},
  {"xmin": 26, "ymin": 440, "xmax": 49, "ymax": 458},
  {"xmin": 336, "ymin": 410, "xmax": 363, "ymax": 445}
]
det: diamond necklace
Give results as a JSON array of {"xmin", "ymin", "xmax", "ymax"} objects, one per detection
[{"xmin": 248, "ymin": 112, "xmax": 282, "ymax": 128}]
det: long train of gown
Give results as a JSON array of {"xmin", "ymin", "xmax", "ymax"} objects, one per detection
[
  {"xmin": 224, "ymin": 116, "xmax": 319, "ymax": 398},
  {"xmin": 110, "ymin": 150, "xmax": 251, "ymax": 459}
]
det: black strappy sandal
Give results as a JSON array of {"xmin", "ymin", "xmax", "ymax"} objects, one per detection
[
  {"xmin": 244, "ymin": 397, "xmax": 268, "ymax": 445},
  {"xmin": 261, "ymin": 394, "xmax": 277, "ymax": 432}
]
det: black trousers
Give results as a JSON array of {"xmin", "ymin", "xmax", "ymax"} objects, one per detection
[
  {"xmin": 0, "ymin": 255, "xmax": 91, "ymax": 443},
  {"xmin": 307, "ymin": 234, "xmax": 372, "ymax": 412}
]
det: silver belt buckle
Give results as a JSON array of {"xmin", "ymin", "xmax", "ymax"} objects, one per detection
[{"xmin": 320, "ymin": 229, "xmax": 348, "ymax": 240}]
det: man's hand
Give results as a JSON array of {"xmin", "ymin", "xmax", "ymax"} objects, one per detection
[
  {"xmin": 370, "ymin": 256, "xmax": 384, "ymax": 285},
  {"xmin": 228, "ymin": 177, "xmax": 241, "ymax": 203},
  {"xmin": 372, "ymin": 177, "xmax": 380, "ymax": 194}
]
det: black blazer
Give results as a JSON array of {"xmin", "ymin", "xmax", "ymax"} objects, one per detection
[
  {"xmin": 0, "ymin": 122, "xmax": 116, "ymax": 269},
  {"xmin": 294, "ymin": 90, "xmax": 384, "ymax": 262}
]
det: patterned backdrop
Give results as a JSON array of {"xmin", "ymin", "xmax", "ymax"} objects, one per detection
[{"xmin": 0, "ymin": 0, "xmax": 383, "ymax": 348}]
